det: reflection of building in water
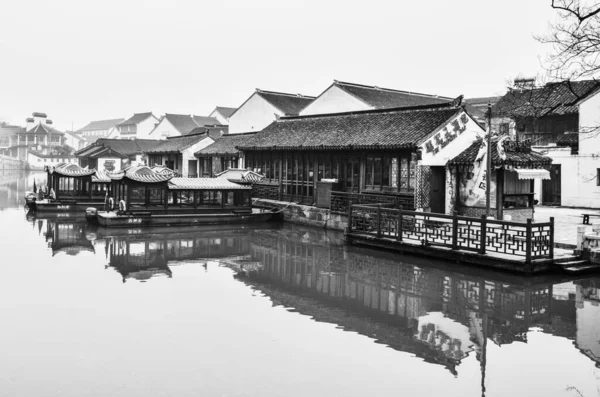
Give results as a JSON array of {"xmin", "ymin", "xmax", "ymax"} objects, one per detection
[
  {"xmin": 239, "ymin": 226, "xmax": 581, "ymax": 376},
  {"xmin": 0, "ymin": 171, "xmax": 41, "ymax": 210},
  {"xmin": 575, "ymin": 279, "xmax": 600, "ymax": 367},
  {"xmin": 104, "ymin": 228, "xmax": 254, "ymax": 283},
  {"xmin": 44, "ymin": 219, "xmax": 95, "ymax": 256}
]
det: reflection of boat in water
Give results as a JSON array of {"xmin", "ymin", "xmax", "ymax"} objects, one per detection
[
  {"xmin": 102, "ymin": 223, "xmax": 280, "ymax": 283},
  {"xmin": 88, "ymin": 166, "xmax": 281, "ymax": 227},
  {"xmin": 42, "ymin": 217, "xmax": 97, "ymax": 256}
]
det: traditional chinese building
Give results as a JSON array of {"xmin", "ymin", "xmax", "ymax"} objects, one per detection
[{"xmin": 241, "ymin": 100, "xmax": 484, "ymax": 212}]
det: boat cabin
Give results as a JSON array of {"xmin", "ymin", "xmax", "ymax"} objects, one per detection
[
  {"xmin": 108, "ymin": 165, "xmax": 252, "ymax": 214},
  {"xmin": 46, "ymin": 163, "xmax": 110, "ymax": 201}
]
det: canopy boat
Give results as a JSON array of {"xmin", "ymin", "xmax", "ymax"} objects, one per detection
[
  {"xmin": 88, "ymin": 165, "xmax": 281, "ymax": 227},
  {"xmin": 29, "ymin": 163, "xmax": 112, "ymax": 213}
]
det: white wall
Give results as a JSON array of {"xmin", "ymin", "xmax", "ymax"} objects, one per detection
[
  {"xmin": 28, "ymin": 153, "xmax": 76, "ymax": 169},
  {"xmin": 541, "ymin": 147, "xmax": 600, "ymax": 208},
  {"xmin": 578, "ymin": 90, "xmax": 600, "ymax": 155},
  {"xmin": 97, "ymin": 156, "xmax": 123, "ymax": 172},
  {"xmin": 149, "ymin": 117, "xmax": 179, "ymax": 139},
  {"xmin": 209, "ymin": 110, "xmax": 229, "ymax": 125},
  {"xmin": 300, "ymin": 85, "xmax": 371, "ymax": 116},
  {"xmin": 181, "ymin": 138, "xmax": 214, "ymax": 177},
  {"xmin": 229, "ymin": 94, "xmax": 283, "ymax": 134},
  {"xmin": 137, "ymin": 116, "xmax": 159, "ymax": 139},
  {"xmin": 419, "ymin": 112, "xmax": 484, "ymax": 166}
]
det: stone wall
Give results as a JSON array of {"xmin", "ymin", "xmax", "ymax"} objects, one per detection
[{"xmin": 254, "ymin": 198, "xmax": 347, "ymax": 231}]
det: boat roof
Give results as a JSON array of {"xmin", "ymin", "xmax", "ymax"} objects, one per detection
[
  {"xmin": 46, "ymin": 163, "xmax": 97, "ymax": 177},
  {"xmin": 167, "ymin": 177, "xmax": 251, "ymax": 190}
]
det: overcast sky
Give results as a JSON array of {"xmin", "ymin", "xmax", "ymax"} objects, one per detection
[{"xmin": 0, "ymin": 0, "xmax": 557, "ymax": 130}]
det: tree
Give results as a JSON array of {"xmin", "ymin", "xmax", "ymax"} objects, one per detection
[{"xmin": 537, "ymin": 0, "xmax": 600, "ymax": 80}]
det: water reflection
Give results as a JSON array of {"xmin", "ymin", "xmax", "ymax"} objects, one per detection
[
  {"xmin": 4, "ymin": 171, "xmax": 600, "ymax": 396},
  {"xmin": 0, "ymin": 170, "xmax": 42, "ymax": 210}
]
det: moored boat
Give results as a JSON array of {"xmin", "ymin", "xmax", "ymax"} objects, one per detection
[
  {"xmin": 30, "ymin": 163, "xmax": 112, "ymax": 213},
  {"xmin": 88, "ymin": 165, "xmax": 281, "ymax": 227}
]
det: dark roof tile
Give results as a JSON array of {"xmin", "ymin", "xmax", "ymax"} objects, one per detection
[
  {"xmin": 239, "ymin": 104, "xmax": 462, "ymax": 151},
  {"xmin": 145, "ymin": 133, "xmax": 210, "ymax": 154},
  {"xmin": 335, "ymin": 81, "xmax": 454, "ymax": 109},
  {"xmin": 195, "ymin": 132, "xmax": 257, "ymax": 157},
  {"xmin": 119, "ymin": 112, "xmax": 155, "ymax": 126},
  {"xmin": 77, "ymin": 118, "xmax": 125, "ymax": 132},
  {"xmin": 257, "ymin": 90, "xmax": 315, "ymax": 115},
  {"xmin": 449, "ymin": 139, "xmax": 551, "ymax": 167}
]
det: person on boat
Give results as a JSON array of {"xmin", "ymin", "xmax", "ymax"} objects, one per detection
[
  {"xmin": 49, "ymin": 188, "xmax": 56, "ymax": 202},
  {"xmin": 118, "ymin": 200, "xmax": 126, "ymax": 214}
]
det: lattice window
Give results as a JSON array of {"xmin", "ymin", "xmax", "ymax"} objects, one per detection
[{"xmin": 415, "ymin": 166, "xmax": 431, "ymax": 209}]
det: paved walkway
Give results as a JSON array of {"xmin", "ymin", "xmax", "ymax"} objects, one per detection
[{"xmin": 535, "ymin": 205, "xmax": 600, "ymax": 247}]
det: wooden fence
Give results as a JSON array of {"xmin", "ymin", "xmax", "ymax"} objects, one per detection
[{"xmin": 347, "ymin": 204, "xmax": 554, "ymax": 263}]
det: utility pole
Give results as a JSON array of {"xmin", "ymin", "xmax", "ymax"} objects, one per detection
[{"xmin": 485, "ymin": 102, "xmax": 492, "ymax": 218}]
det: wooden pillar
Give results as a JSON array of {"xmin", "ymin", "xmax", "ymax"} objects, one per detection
[
  {"xmin": 312, "ymin": 155, "xmax": 318, "ymax": 203},
  {"xmin": 164, "ymin": 189, "xmax": 168, "ymax": 211},
  {"xmin": 497, "ymin": 169, "xmax": 504, "ymax": 220},
  {"xmin": 278, "ymin": 154, "xmax": 284, "ymax": 201},
  {"xmin": 359, "ymin": 154, "xmax": 365, "ymax": 193},
  {"xmin": 126, "ymin": 184, "xmax": 132, "ymax": 210}
]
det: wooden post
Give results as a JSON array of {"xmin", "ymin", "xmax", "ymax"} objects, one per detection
[
  {"xmin": 452, "ymin": 211, "xmax": 458, "ymax": 250},
  {"xmin": 377, "ymin": 204, "xmax": 382, "ymax": 238},
  {"xmin": 549, "ymin": 217, "xmax": 554, "ymax": 259},
  {"xmin": 347, "ymin": 200, "xmax": 353, "ymax": 233},
  {"xmin": 278, "ymin": 156, "xmax": 284, "ymax": 201},
  {"xmin": 525, "ymin": 218, "xmax": 532, "ymax": 265},
  {"xmin": 480, "ymin": 215, "xmax": 487, "ymax": 255},
  {"xmin": 397, "ymin": 205, "xmax": 403, "ymax": 241}
]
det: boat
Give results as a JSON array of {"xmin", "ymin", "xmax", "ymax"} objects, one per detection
[
  {"xmin": 29, "ymin": 163, "xmax": 112, "ymax": 213},
  {"xmin": 87, "ymin": 165, "xmax": 282, "ymax": 227},
  {"xmin": 24, "ymin": 191, "xmax": 37, "ymax": 206}
]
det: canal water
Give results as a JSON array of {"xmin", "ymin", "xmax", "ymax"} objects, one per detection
[{"xmin": 1, "ymin": 170, "xmax": 599, "ymax": 397}]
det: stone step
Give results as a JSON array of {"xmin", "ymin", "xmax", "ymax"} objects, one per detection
[
  {"xmin": 555, "ymin": 260, "xmax": 589, "ymax": 267},
  {"xmin": 563, "ymin": 264, "xmax": 600, "ymax": 274}
]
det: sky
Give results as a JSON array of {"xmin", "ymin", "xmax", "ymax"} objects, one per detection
[{"xmin": 0, "ymin": 0, "xmax": 558, "ymax": 130}]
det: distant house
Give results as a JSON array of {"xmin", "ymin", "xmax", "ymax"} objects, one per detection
[
  {"xmin": 148, "ymin": 113, "xmax": 221, "ymax": 139},
  {"xmin": 195, "ymin": 132, "xmax": 257, "ymax": 177},
  {"xmin": 75, "ymin": 138, "xmax": 160, "ymax": 172},
  {"xmin": 110, "ymin": 112, "xmax": 159, "ymax": 140},
  {"xmin": 209, "ymin": 106, "xmax": 237, "ymax": 125},
  {"xmin": 5, "ymin": 112, "xmax": 66, "ymax": 161},
  {"xmin": 299, "ymin": 80, "xmax": 454, "ymax": 116},
  {"xmin": 145, "ymin": 132, "xmax": 215, "ymax": 177},
  {"xmin": 463, "ymin": 96, "xmax": 501, "ymax": 127},
  {"xmin": 27, "ymin": 151, "xmax": 77, "ymax": 170},
  {"xmin": 63, "ymin": 131, "xmax": 86, "ymax": 151},
  {"xmin": 493, "ymin": 79, "xmax": 600, "ymax": 208},
  {"xmin": 0, "ymin": 125, "xmax": 22, "ymax": 156},
  {"xmin": 228, "ymin": 89, "xmax": 315, "ymax": 134},
  {"xmin": 77, "ymin": 118, "xmax": 124, "ymax": 144}
]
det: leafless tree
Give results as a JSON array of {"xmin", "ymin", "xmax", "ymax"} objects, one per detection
[{"xmin": 537, "ymin": 0, "xmax": 600, "ymax": 80}]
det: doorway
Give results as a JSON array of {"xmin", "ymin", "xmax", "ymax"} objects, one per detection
[
  {"xmin": 429, "ymin": 166, "xmax": 446, "ymax": 213},
  {"xmin": 542, "ymin": 164, "xmax": 561, "ymax": 205}
]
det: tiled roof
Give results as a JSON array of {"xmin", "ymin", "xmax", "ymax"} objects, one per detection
[
  {"xmin": 0, "ymin": 126, "xmax": 24, "ymax": 136},
  {"xmin": 92, "ymin": 170, "xmax": 112, "ymax": 183},
  {"xmin": 334, "ymin": 81, "xmax": 454, "ymax": 109},
  {"xmin": 188, "ymin": 125, "xmax": 228, "ymax": 139},
  {"xmin": 119, "ymin": 112, "xmax": 155, "ymax": 126},
  {"xmin": 463, "ymin": 96, "xmax": 501, "ymax": 121},
  {"xmin": 238, "ymin": 103, "xmax": 462, "ymax": 151},
  {"xmin": 75, "ymin": 138, "xmax": 160, "ymax": 157},
  {"xmin": 195, "ymin": 132, "xmax": 257, "ymax": 157},
  {"xmin": 145, "ymin": 133, "xmax": 210, "ymax": 154},
  {"xmin": 192, "ymin": 115, "xmax": 220, "ymax": 127},
  {"xmin": 449, "ymin": 139, "xmax": 552, "ymax": 167},
  {"xmin": 47, "ymin": 163, "xmax": 97, "ymax": 177},
  {"xmin": 215, "ymin": 169, "xmax": 264, "ymax": 183},
  {"xmin": 25, "ymin": 123, "xmax": 65, "ymax": 135},
  {"xmin": 556, "ymin": 133, "xmax": 579, "ymax": 146},
  {"xmin": 214, "ymin": 106, "xmax": 237, "ymax": 118},
  {"xmin": 168, "ymin": 177, "xmax": 251, "ymax": 190},
  {"xmin": 77, "ymin": 118, "xmax": 125, "ymax": 132},
  {"xmin": 257, "ymin": 90, "xmax": 316, "ymax": 115},
  {"xmin": 493, "ymin": 80, "xmax": 600, "ymax": 118},
  {"xmin": 110, "ymin": 165, "xmax": 174, "ymax": 183}
]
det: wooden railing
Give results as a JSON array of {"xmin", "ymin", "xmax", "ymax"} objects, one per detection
[
  {"xmin": 252, "ymin": 183, "xmax": 279, "ymax": 200},
  {"xmin": 331, "ymin": 191, "xmax": 415, "ymax": 213},
  {"xmin": 347, "ymin": 204, "xmax": 554, "ymax": 263}
]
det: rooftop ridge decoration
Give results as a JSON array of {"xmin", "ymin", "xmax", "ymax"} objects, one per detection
[
  {"xmin": 334, "ymin": 80, "xmax": 454, "ymax": 100},
  {"xmin": 255, "ymin": 88, "xmax": 316, "ymax": 99}
]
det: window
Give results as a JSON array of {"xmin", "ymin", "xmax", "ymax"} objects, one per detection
[{"xmin": 500, "ymin": 123, "xmax": 509, "ymax": 135}]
